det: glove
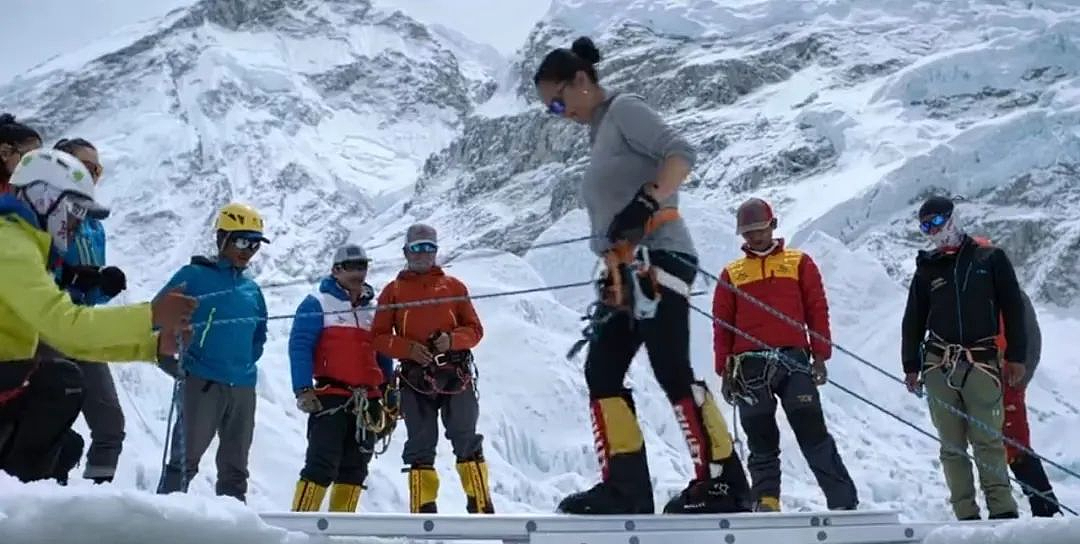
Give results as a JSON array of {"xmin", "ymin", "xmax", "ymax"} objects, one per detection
[
  {"xmin": 904, "ymin": 372, "xmax": 923, "ymax": 396},
  {"xmin": 408, "ymin": 341, "xmax": 434, "ymax": 365},
  {"xmin": 59, "ymin": 264, "xmax": 101, "ymax": 292},
  {"xmin": 99, "ymin": 266, "xmax": 127, "ymax": 297},
  {"xmin": 431, "ymin": 332, "xmax": 451, "ymax": 353},
  {"xmin": 720, "ymin": 372, "xmax": 736, "ymax": 405},
  {"xmin": 811, "ymin": 356, "xmax": 828, "ymax": 387},
  {"xmin": 381, "ymin": 382, "xmax": 401, "ymax": 413},
  {"xmin": 296, "ymin": 388, "xmax": 323, "ymax": 414},
  {"xmin": 606, "ymin": 187, "xmax": 660, "ymax": 244}
]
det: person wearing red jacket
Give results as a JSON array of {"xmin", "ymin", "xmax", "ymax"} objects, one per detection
[
  {"xmin": 971, "ymin": 237, "xmax": 1060, "ymax": 517},
  {"xmin": 371, "ymin": 223, "xmax": 493, "ymax": 515},
  {"xmin": 288, "ymin": 244, "xmax": 396, "ymax": 513},
  {"xmin": 713, "ymin": 198, "xmax": 858, "ymax": 512}
]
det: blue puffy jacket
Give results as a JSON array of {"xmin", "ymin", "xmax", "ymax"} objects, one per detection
[
  {"xmin": 55, "ymin": 217, "xmax": 112, "ymax": 306},
  {"xmin": 157, "ymin": 256, "xmax": 267, "ymax": 387},
  {"xmin": 288, "ymin": 277, "xmax": 394, "ymax": 393}
]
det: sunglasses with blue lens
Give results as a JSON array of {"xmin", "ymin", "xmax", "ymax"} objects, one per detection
[
  {"xmin": 919, "ymin": 214, "xmax": 949, "ymax": 234},
  {"xmin": 547, "ymin": 98, "xmax": 566, "ymax": 115},
  {"xmin": 406, "ymin": 241, "xmax": 438, "ymax": 254}
]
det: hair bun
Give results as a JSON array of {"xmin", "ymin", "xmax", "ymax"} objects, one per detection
[
  {"xmin": 0, "ymin": 113, "xmax": 15, "ymax": 125},
  {"xmin": 571, "ymin": 36, "xmax": 601, "ymax": 65}
]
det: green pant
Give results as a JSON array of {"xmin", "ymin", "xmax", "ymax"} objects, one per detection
[{"xmin": 923, "ymin": 355, "xmax": 1017, "ymax": 519}]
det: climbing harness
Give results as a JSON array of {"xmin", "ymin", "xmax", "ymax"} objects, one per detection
[
  {"xmin": 397, "ymin": 351, "xmax": 476, "ymax": 397},
  {"xmin": 723, "ymin": 349, "xmax": 812, "ymax": 407},
  {"xmin": 921, "ymin": 333, "xmax": 1002, "ymax": 393},
  {"xmin": 566, "ymin": 209, "xmax": 687, "ymax": 359},
  {"xmin": 314, "ymin": 384, "xmax": 400, "ymax": 456}
]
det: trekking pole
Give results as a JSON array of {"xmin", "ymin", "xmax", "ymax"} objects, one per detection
[{"xmin": 174, "ymin": 331, "xmax": 189, "ymax": 492}]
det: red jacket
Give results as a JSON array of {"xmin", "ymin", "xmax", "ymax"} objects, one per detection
[
  {"xmin": 713, "ymin": 240, "xmax": 831, "ymax": 373},
  {"xmin": 372, "ymin": 266, "xmax": 483, "ymax": 359}
]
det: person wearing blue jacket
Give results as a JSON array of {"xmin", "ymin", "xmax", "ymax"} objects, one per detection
[
  {"xmin": 288, "ymin": 243, "xmax": 397, "ymax": 512},
  {"xmin": 155, "ymin": 202, "xmax": 269, "ymax": 502},
  {"xmin": 48, "ymin": 138, "xmax": 130, "ymax": 485}
]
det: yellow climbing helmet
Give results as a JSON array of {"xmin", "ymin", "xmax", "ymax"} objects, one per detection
[{"xmin": 214, "ymin": 202, "xmax": 269, "ymax": 242}]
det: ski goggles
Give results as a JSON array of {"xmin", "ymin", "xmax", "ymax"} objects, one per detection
[
  {"xmin": 336, "ymin": 259, "xmax": 369, "ymax": 271},
  {"xmin": 405, "ymin": 240, "xmax": 438, "ymax": 254},
  {"xmin": 919, "ymin": 214, "xmax": 949, "ymax": 234}
]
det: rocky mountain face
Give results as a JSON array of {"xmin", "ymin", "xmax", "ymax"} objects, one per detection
[
  {"xmin": 394, "ymin": 0, "xmax": 1080, "ymax": 306},
  {"xmin": 0, "ymin": 0, "xmax": 495, "ymax": 290}
]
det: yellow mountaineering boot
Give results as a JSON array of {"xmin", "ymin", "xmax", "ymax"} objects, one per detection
[
  {"xmin": 755, "ymin": 496, "xmax": 781, "ymax": 512},
  {"xmin": 408, "ymin": 465, "xmax": 439, "ymax": 513},
  {"xmin": 291, "ymin": 479, "xmax": 328, "ymax": 512},
  {"xmin": 456, "ymin": 456, "xmax": 495, "ymax": 514},
  {"xmin": 328, "ymin": 482, "xmax": 363, "ymax": 513}
]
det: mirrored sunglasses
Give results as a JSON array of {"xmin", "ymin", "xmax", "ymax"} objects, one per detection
[
  {"xmin": 919, "ymin": 214, "xmax": 949, "ymax": 234},
  {"xmin": 406, "ymin": 241, "xmax": 438, "ymax": 254},
  {"xmin": 232, "ymin": 237, "xmax": 262, "ymax": 251}
]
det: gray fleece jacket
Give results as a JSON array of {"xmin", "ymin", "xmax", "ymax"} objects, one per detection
[{"xmin": 583, "ymin": 92, "xmax": 697, "ymax": 257}]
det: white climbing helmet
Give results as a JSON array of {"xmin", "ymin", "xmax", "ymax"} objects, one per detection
[{"xmin": 9, "ymin": 148, "xmax": 110, "ymax": 251}]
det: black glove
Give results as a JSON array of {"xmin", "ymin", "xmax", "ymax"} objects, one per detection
[
  {"xmin": 59, "ymin": 264, "xmax": 101, "ymax": 292},
  {"xmin": 99, "ymin": 266, "xmax": 127, "ymax": 297},
  {"xmin": 606, "ymin": 187, "xmax": 660, "ymax": 244}
]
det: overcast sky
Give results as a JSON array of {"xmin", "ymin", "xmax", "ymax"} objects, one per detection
[{"xmin": 0, "ymin": 0, "xmax": 551, "ymax": 85}]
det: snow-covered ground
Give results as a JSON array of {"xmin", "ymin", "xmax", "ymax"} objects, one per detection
[{"xmin": 1, "ymin": 0, "xmax": 1079, "ymax": 541}]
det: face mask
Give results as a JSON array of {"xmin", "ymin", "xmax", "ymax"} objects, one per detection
[
  {"xmin": 19, "ymin": 182, "xmax": 87, "ymax": 253},
  {"xmin": 927, "ymin": 212, "xmax": 965, "ymax": 250}
]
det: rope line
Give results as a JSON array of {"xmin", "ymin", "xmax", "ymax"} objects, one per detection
[
  {"xmin": 686, "ymin": 302, "xmax": 1078, "ymax": 517},
  {"xmin": 674, "ymin": 253, "xmax": 1080, "ymax": 484}
]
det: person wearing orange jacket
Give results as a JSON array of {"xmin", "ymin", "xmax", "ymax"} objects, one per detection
[
  {"xmin": 713, "ymin": 198, "xmax": 858, "ymax": 512},
  {"xmin": 371, "ymin": 223, "xmax": 494, "ymax": 515}
]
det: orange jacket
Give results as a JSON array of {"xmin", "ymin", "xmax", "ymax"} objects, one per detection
[{"xmin": 371, "ymin": 266, "xmax": 483, "ymax": 359}]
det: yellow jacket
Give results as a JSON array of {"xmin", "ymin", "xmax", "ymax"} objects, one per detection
[{"xmin": 0, "ymin": 211, "xmax": 158, "ymax": 363}]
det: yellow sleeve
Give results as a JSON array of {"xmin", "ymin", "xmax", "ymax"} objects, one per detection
[{"xmin": 1, "ymin": 233, "xmax": 158, "ymax": 362}]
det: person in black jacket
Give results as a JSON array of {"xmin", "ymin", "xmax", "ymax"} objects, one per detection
[{"xmin": 900, "ymin": 196, "xmax": 1023, "ymax": 521}]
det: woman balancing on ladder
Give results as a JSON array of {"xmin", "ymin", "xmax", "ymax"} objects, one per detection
[{"xmin": 533, "ymin": 36, "xmax": 752, "ymax": 515}]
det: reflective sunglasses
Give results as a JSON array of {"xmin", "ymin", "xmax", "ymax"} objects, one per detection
[
  {"xmin": 406, "ymin": 241, "xmax": 438, "ymax": 254},
  {"xmin": 919, "ymin": 214, "xmax": 949, "ymax": 234},
  {"xmin": 547, "ymin": 83, "xmax": 568, "ymax": 115},
  {"xmin": 232, "ymin": 237, "xmax": 261, "ymax": 251},
  {"xmin": 337, "ymin": 259, "xmax": 369, "ymax": 271}
]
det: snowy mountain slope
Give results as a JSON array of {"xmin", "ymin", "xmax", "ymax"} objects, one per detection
[
  {"xmin": 0, "ymin": 0, "xmax": 497, "ymax": 293},
  {"xmin": 355, "ymin": 0, "xmax": 1080, "ymax": 520},
  {"xmin": 1, "ymin": 0, "xmax": 1079, "ymax": 529}
]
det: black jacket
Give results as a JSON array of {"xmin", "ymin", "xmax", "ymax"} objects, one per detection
[{"xmin": 901, "ymin": 235, "xmax": 1027, "ymax": 373}]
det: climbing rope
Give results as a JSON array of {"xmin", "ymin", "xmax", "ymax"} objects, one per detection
[
  {"xmin": 190, "ymin": 279, "xmax": 596, "ymax": 329},
  {"xmin": 686, "ymin": 302, "xmax": 1078, "ymax": 517},
  {"xmin": 188, "ymin": 234, "xmax": 601, "ymax": 302},
  {"xmin": 673, "ymin": 253, "xmax": 1080, "ymax": 485}
]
